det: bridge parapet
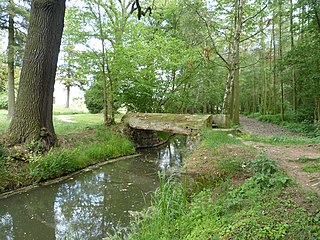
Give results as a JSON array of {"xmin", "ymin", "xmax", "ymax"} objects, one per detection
[
  {"xmin": 121, "ymin": 113, "xmax": 230, "ymax": 148},
  {"xmin": 122, "ymin": 113, "xmax": 215, "ymax": 136}
]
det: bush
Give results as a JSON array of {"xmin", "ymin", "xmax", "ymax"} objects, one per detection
[
  {"xmin": 84, "ymin": 82, "xmax": 103, "ymax": 114},
  {"xmin": 0, "ymin": 93, "xmax": 8, "ymax": 110}
]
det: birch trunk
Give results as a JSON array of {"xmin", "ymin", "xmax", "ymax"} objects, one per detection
[{"xmin": 222, "ymin": 0, "xmax": 245, "ymax": 125}]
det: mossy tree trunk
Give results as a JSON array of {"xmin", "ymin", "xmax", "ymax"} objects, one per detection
[{"xmin": 5, "ymin": 0, "xmax": 66, "ymax": 147}]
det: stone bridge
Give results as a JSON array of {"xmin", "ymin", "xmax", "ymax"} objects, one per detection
[{"xmin": 122, "ymin": 113, "xmax": 229, "ymax": 148}]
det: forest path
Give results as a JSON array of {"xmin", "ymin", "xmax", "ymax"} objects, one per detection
[{"xmin": 239, "ymin": 116, "xmax": 320, "ymax": 194}]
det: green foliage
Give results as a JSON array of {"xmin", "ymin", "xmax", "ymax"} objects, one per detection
[
  {"xmin": 128, "ymin": 174, "xmax": 187, "ymax": 240},
  {"xmin": 84, "ymin": 82, "xmax": 103, "ymax": 114},
  {"xmin": 250, "ymin": 113, "xmax": 320, "ymax": 138},
  {"xmin": 247, "ymin": 154, "xmax": 291, "ymax": 188},
  {"xmin": 29, "ymin": 129, "xmax": 135, "ymax": 181},
  {"xmin": 0, "ymin": 93, "xmax": 8, "ymax": 109},
  {"xmin": 301, "ymin": 164, "xmax": 320, "ymax": 173},
  {"xmin": 0, "ymin": 109, "xmax": 9, "ymax": 134},
  {"xmin": 126, "ymin": 169, "xmax": 318, "ymax": 240},
  {"xmin": 240, "ymin": 132, "xmax": 320, "ymax": 145},
  {"xmin": 284, "ymin": 120, "xmax": 320, "ymax": 138},
  {"xmin": 0, "ymin": 144, "xmax": 8, "ymax": 160},
  {"xmin": 297, "ymin": 157, "xmax": 320, "ymax": 163}
]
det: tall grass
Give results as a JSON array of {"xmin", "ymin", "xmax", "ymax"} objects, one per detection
[
  {"xmin": 120, "ymin": 131, "xmax": 320, "ymax": 239},
  {"xmin": 123, "ymin": 155, "xmax": 319, "ymax": 240},
  {"xmin": 29, "ymin": 130, "xmax": 135, "ymax": 181},
  {"xmin": 127, "ymin": 174, "xmax": 188, "ymax": 240}
]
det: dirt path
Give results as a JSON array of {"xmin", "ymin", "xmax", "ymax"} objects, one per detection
[
  {"xmin": 239, "ymin": 116, "xmax": 320, "ymax": 194},
  {"xmin": 55, "ymin": 115, "xmax": 76, "ymax": 123}
]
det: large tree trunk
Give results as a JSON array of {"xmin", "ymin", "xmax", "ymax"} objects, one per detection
[
  {"xmin": 5, "ymin": 0, "xmax": 66, "ymax": 147},
  {"xmin": 7, "ymin": 0, "xmax": 15, "ymax": 120}
]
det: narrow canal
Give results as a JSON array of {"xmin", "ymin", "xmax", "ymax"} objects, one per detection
[{"xmin": 0, "ymin": 137, "xmax": 186, "ymax": 240}]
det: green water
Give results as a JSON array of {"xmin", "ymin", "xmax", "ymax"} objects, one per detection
[{"xmin": 0, "ymin": 138, "xmax": 185, "ymax": 240}]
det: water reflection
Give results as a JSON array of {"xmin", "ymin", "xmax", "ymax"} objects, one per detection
[{"xmin": 0, "ymin": 138, "xmax": 184, "ymax": 240}]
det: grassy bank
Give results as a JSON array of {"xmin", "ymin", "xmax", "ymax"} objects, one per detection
[
  {"xmin": 118, "ymin": 131, "xmax": 320, "ymax": 239},
  {"xmin": 0, "ymin": 110, "xmax": 135, "ymax": 193}
]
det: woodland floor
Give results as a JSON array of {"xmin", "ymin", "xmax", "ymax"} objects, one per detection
[{"xmin": 239, "ymin": 115, "xmax": 320, "ymax": 194}]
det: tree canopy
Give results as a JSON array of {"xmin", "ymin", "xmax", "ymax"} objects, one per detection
[{"xmin": 0, "ymin": 0, "xmax": 319, "ymax": 145}]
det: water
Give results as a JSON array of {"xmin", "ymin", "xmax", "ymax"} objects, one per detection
[{"xmin": 0, "ymin": 138, "xmax": 185, "ymax": 240}]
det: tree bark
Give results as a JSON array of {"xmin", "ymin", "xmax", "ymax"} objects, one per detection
[
  {"xmin": 222, "ymin": 0, "xmax": 245, "ymax": 125},
  {"xmin": 7, "ymin": 0, "xmax": 15, "ymax": 120},
  {"xmin": 5, "ymin": 0, "xmax": 66, "ymax": 147},
  {"xmin": 290, "ymin": 0, "xmax": 296, "ymax": 113},
  {"xmin": 278, "ymin": 0, "xmax": 284, "ymax": 121},
  {"xmin": 272, "ymin": 14, "xmax": 277, "ymax": 114},
  {"xmin": 65, "ymin": 85, "xmax": 70, "ymax": 108}
]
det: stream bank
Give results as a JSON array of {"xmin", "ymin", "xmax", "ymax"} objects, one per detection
[
  {"xmin": 0, "ymin": 137, "xmax": 186, "ymax": 239},
  {"xmin": 124, "ymin": 130, "xmax": 320, "ymax": 240}
]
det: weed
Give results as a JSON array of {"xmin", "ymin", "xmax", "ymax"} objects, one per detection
[
  {"xmin": 297, "ymin": 157, "xmax": 320, "ymax": 163},
  {"xmin": 301, "ymin": 164, "xmax": 320, "ymax": 173},
  {"xmin": 247, "ymin": 154, "xmax": 291, "ymax": 188},
  {"xmin": 0, "ymin": 144, "xmax": 8, "ymax": 159}
]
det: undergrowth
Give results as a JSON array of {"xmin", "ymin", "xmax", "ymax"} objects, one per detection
[{"xmin": 248, "ymin": 113, "xmax": 320, "ymax": 138}]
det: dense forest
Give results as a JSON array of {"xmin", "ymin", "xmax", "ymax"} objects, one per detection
[{"xmin": 0, "ymin": 0, "xmax": 319, "ymax": 141}]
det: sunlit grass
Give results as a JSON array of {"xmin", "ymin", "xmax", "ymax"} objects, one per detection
[
  {"xmin": 202, "ymin": 129, "xmax": 243, "ymax": 148},
  {"xmin": 1, "ymin": 108, "xmax": 98, "ymax": 135},
  {"xmin": 54, "ymin": 114, "xmax": 104, "ymax": 134},
  {"xmin": 1, "ymin": 108, "xmax": 125, "ymax": 140},
  {"xmin": 53, "ymin": 106, "xmax": 88, "ymax": 115}
]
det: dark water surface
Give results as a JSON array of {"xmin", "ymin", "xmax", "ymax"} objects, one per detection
[{"xmin": 0, "ymin": 138, "xmax": 185, "ymax": 240}]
